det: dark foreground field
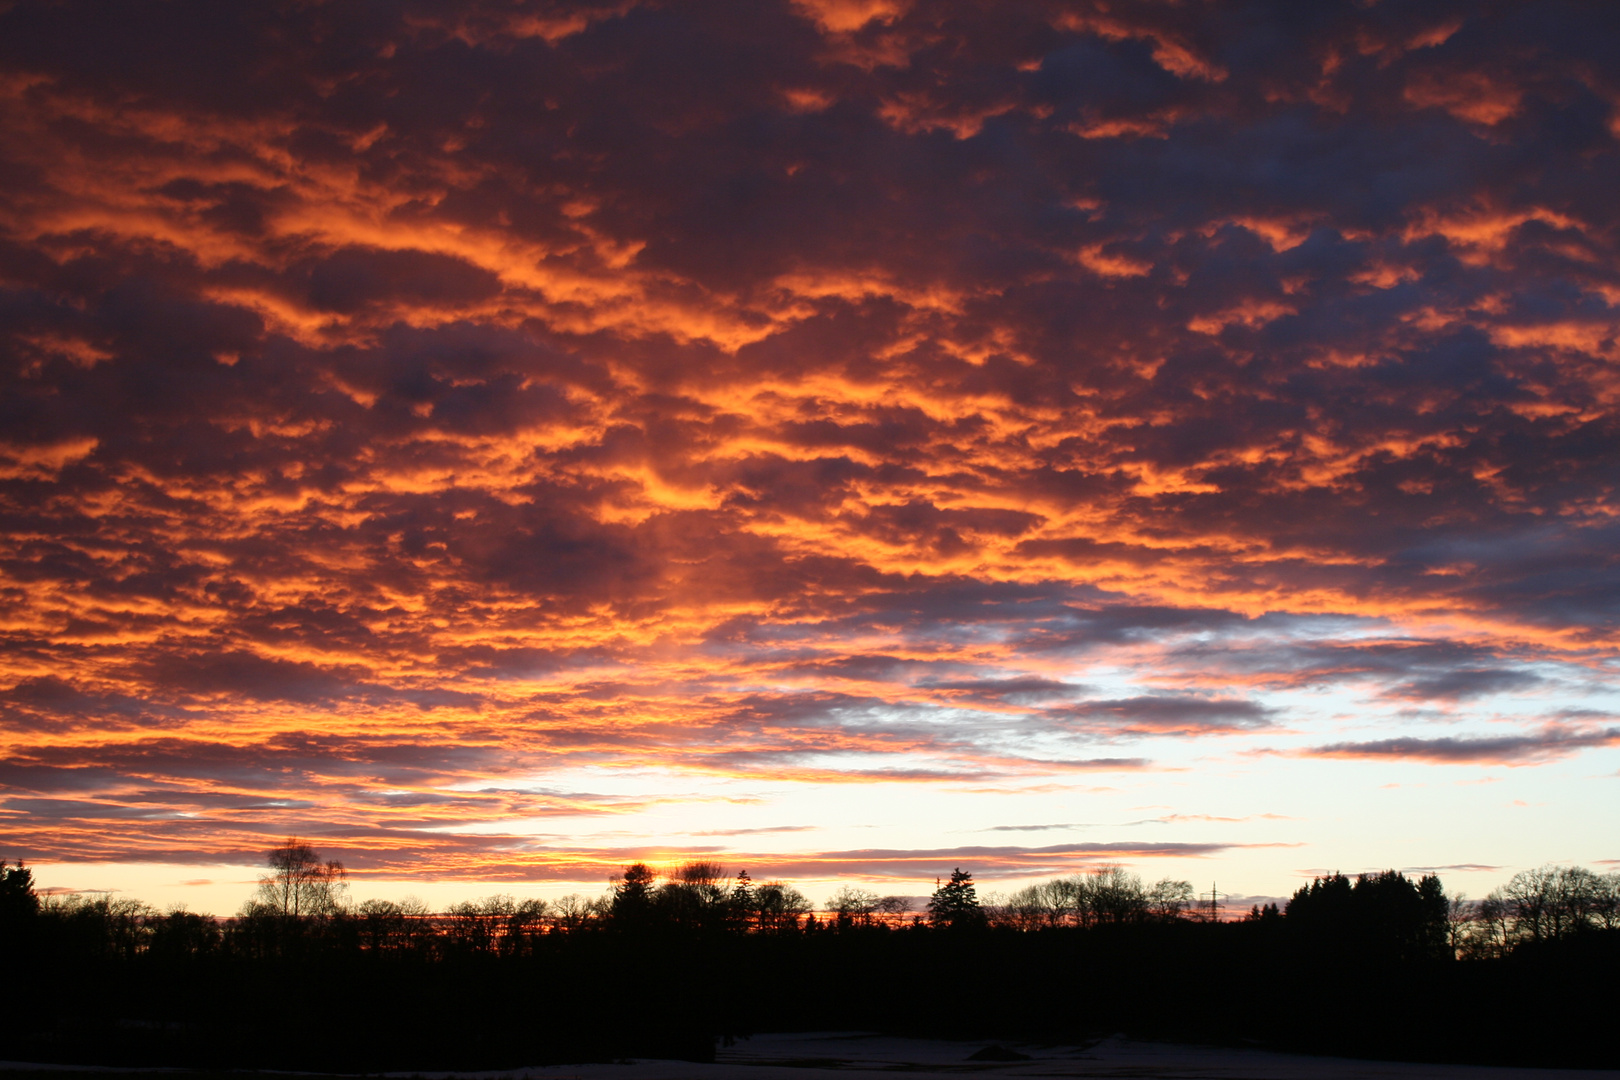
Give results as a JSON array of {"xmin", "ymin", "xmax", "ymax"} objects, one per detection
[
  {"xmin": 6, "ymin": 864, "xmax": 1616, "ymax": 1073},
  {"xmin": 6, "ymin": 922, "xmax": 1617, "ymax": 1072},
  {"xmin": 6, "ymin": 1034, "xmax": 1620, "ymax": 1080}
]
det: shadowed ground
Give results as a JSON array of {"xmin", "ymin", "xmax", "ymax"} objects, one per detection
[{"xmin": 10, "ymin": 1033, "xmax": 1616, "ymax": 1080}]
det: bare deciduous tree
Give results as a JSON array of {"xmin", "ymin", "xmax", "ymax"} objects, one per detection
[
  {"xmin": 41, "ymin": 894, "xmax": 157, "ymax": 960},
  {"xmin": 550, "ymin": 892, "xmax": 601, "ymax": 932},
  {"xmin": 828, "ymin": 885, "xmax": 882, "ymax": 928},
  {"xmin": 661, "ymin": 861, "xmax": 731, "ymax": 928},
  {"xmin": 444, "ymin": 895, "xmax": 549, "ymax": 956},
  {"xmin": 1590, "ymin": 872, "xmax": 1620, "ymax": 930},
  {"xmin": 355, "ymin": 895, "xmax": 430, "ymax": 953},
  {"xmin": 754, "ymin": 881, "xmax": 812, "ymax": 931},
  {"xmin": 1148, "ymin": 878, "xmax": 1195, "ymax": 920},
  {"xmin": 1498, "ymin": 865, "xmax": 1617, "ymax": 944},
  {"xmin": 875, "ymin": 895, "xmax": 911, "ymax": 919},
  {"xmin": 1088, "ymin": 865, "xmax": 1149, "ymax": 924},
  {"xmin": 1445, "ymin": 893, "xmax": 1475, "ymax": 956},
  {"xmin": 997, "ymin": 869, "xmax": 1191, "ymax": 930},
  {"xmin": 250, "ymin": 838, "xmax": 348, "ymax": 918}
]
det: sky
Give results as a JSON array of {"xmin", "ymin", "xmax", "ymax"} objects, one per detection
[{"xmin": 1, "ymin": 0, "xmax": 1617, "ymax": 916}]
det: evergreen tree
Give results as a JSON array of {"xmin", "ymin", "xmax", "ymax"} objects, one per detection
[
  {"xmin": 928, "ymin": 867, "xmax": 985, "ymax": 929},
  {"xmin": 729, "ymin": 869, "xmax": 755, "ymax": 928},
  {"xmin": 1286, "ymin": 869, "xmax": 1451, "ymax": 962},
  {"xmin": 0, "ymin": 860, "xmax": 38, "ymax": 946},
  {"xmin": 610, "ymin": 862, "xmax": 658, "ymax": 925},
  {"xmin": 0, "ymin": 860, "xmax": 37, "ymax": 920}
]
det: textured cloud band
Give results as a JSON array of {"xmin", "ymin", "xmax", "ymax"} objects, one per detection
[{"xmin": 2, "ymin": 0, "xmax": 1617, "ymax": 879}]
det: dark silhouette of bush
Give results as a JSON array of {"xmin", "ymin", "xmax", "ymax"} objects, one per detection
[{"xmin": 147, "ymin": 908, "xmax": 222, "ymax": 960}]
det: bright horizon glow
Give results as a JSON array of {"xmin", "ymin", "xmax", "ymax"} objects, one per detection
[{"xmin": 1, "ymin": 2, "xmax": 1617, "ymax": 908}]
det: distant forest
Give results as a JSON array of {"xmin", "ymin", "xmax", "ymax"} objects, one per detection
[{"xmin": 2, "ymin": 847, "xmax": 1616, "ymax": 1071}]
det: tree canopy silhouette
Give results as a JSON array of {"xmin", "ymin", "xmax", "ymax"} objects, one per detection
[
  {"xmin": 1285, "ymin": 870, "xmax": 1449, "ymax": 962},
  {"xmin": 2, "ymin": 857, "xmax": 1617, "ymax": 1071},
  {"xmin": 928, "ymin": 867, "xmax": 985, "ymax": 929}
]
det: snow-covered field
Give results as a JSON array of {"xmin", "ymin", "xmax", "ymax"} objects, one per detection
[
  {"xmin": 3, "ymin": 1032, "xmax": 1613, "ymax": 1080},
  {"xmin": 395, "ymin": 1032, "xmax": 1617, "ymax": 1080}
]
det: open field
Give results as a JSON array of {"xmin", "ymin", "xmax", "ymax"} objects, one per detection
[{"xmin": 7, "ymin": 1034, "xmax": 1617, "ymax": 1080}]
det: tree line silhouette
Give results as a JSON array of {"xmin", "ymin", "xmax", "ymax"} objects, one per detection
[{"xmin": 0, "ymin": 847, "xmax": 1615, "ymax": 1070}]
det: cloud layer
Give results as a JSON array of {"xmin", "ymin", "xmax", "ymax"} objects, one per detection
[{"xmin": 2, "ymin": 0, "xmax": 1617, "ymax": 886}]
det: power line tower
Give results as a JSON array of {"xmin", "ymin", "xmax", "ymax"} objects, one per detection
[{"xmin": 1202, "ymin": 881, "xmax": 1225, "ymax": 923}]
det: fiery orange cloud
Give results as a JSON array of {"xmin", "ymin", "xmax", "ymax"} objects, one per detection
[{"xmin": 2, "ymin": 0, "xmax": 1618, "ymax": 896}]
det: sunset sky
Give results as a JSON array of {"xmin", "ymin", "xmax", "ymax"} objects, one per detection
[{"xmin": 2, "ymin": 0, "xmax": 1617, "ymax": 914}]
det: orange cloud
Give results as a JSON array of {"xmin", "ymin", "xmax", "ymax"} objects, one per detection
[{"xmin": 2, "ymin": 0, "xmax": 1618, "ymax": 889}]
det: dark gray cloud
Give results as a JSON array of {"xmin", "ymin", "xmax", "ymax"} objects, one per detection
[
  {"xmin": 1383, "ymin": 667, "xmax": 1543, "ymax": 702},
  {"xmin": 1306, "ymin": 726, "xmax": 1620, "ymax": 764},
  {"xmin": 1057, "ymin": 695, "xmax": 1275, "ymax": 735}
]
